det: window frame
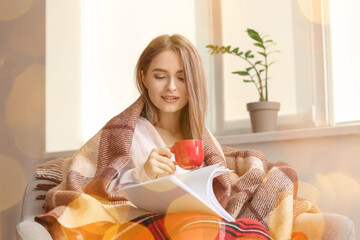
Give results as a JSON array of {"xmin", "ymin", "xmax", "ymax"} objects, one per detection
[{"xmin": 207, "ymin": 0, "xmax": 330, "ymax": 136}]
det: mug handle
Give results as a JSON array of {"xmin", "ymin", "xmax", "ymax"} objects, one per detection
[
  {"xmin": 169, "ymin": 146, "xmax": 175, "ymax": 153},
  {"xmin": 169, "ymin": 146, "xmax": 178, "ymax": 165}
]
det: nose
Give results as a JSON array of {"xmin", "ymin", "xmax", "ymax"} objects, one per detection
[{"xmin": 167, "ymin": 77, "xmax": 177, "ymax": 92}]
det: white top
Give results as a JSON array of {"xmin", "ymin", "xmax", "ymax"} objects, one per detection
[{"xmin": 107, "ymin": 117, "xmax": 191, "ymax": 192}]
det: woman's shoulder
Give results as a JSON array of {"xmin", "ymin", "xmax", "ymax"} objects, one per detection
[
  {"xmin": 133, "ymin": 116, "xmax": 165, "ymax": 147},
  {"xmin": 137, "ymin": 116, "xmax": 153, "ymax": 128}
]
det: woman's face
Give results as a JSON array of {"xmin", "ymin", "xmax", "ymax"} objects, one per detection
[{"xmin": 142, "ymin": 50, "xmax": 188, "ymax": 117}]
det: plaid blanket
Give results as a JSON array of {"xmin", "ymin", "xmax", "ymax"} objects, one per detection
[
  {"xmin": 56, "ymin": 213, "xmax": 272, "ymax": 240},
  {"xmin": 35, "ymin": 96, "xmax": 318, "ymax": 240}
]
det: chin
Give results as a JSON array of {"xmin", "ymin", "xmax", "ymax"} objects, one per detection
[
  {"xmin": 160, "ymin": 107, "xmax": 183, "ymax": 113},
  {"xmin": 158, "ymin": 103, "xmax": 186, "ymax": 114}
]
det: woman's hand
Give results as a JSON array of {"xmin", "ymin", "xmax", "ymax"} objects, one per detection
[{"xmin": 144, "ymin": 147, "xmax": 176, "ymax": 180}]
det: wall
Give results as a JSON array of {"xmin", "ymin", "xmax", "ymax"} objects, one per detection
[
  {"xmin": 219, "ymin": 133, "xmax": 360, "ymax": 236},
  {"xmin": 0, "ymin": 0, "xmax": 45, "ymax": 239}
]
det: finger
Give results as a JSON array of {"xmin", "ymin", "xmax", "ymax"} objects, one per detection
[
  {"xmin": 148, "ymin": 166, "xmax": 169, "ymax": 180},
  {"xmin": 153, "ymin": 166, "xmax": 175, "ymax": 179},
  {"xmin": 154, "ymin": 147, "xmax": 172, "ymax": 158},
  {"xmin": 153, "ymin": 161, "xmax": 175, "ymax": 175},
  {"xmin": 151, "ymin": 148, "xmax": 176, "ymax": 171},
  {"xmin": 155, "ymin": 155, "xmax": 176, "ymax": 172},
  {"xmin": 143, "ymin": 162, "xmax": 157, "ymax": 180}
]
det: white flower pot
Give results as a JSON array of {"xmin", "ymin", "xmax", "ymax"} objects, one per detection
[{"xmin": 246, "ymin": 101, "xmax": 280, "ymax": 133}]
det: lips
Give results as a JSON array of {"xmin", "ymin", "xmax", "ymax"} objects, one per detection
[{"xmin": 161, "ymin": 95, "xmax": 179, "ymax": 103}]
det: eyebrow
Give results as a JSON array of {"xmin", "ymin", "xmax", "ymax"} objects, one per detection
[{"xmin": 152, "ymin": 68, "xmax": 183, "ymax": 73}]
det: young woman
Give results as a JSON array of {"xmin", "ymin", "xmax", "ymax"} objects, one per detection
[
  {"xmin": 33, "ymin": 34, "xmax": 302, "ymax": 240},
  {"xmin": 107, "ymin": 34, "xmax": 211, "ymax": 190}
]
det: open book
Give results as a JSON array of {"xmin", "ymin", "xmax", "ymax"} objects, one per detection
[{"xmin": 121, "ymin": 164, "xmax": 235, "ymax": 222}]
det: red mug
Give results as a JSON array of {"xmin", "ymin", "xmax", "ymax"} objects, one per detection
[{"xmin": 170, "ymin": 139, "xmax": 204, "ymax": 170}]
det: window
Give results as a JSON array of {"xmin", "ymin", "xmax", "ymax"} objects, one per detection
[
  {"xmin": 325, "ymin": 0, "xmax": 360, "ymax": 124},
  {"xmin": 208, "ymin": 0, "xmax": 360, "ymax": 136},
  {"xmin": 46, "ymin": 0, "xmax": 360, "ymax": 153}
]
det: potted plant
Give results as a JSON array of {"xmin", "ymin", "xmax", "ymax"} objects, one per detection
[{"xmin": 206, "ymin": 28, "xmax": 280, "ymax": 133}]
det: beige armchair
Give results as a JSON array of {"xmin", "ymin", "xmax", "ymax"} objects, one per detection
[{"xmin": 16, "ymin": 174, "xmax": 52, "ymax": 240}]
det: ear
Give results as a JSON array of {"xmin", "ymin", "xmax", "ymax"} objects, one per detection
[{"xmin": 141, "ymin": 70, "xmax": 147, "ymax": 88}]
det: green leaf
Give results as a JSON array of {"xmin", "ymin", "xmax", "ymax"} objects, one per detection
[
  {"xmin": 224, "ymin": 45, "xmax": 231, "ymax": 53},
  {"xmin": 245, "ymin": 50, "xmax": 252, "ymax": 58},
  {"xmin": 268, "ymin": 50, "xmax": 281, "ymax": 55},
  {"xmin": 254, "ymin": 43, "xmax": 265, "ymax": 49},
  {"xmin": 265, "ymin": 40, "xmax": 273, "ymax": 43},
  {"xmin": 254, "ymin": 60, "xmax": 262, "ymax": 65},
  {"xmin": 246, "ymin": 67, "xmax": 253, "ymax": 71},
  {"xmin": 205, "ymin": 45, "xmax": 214, "ymax": 54},
  {"xmin": 247, "ymin": 29, "xmax": 263, "ymax": 43},
  {"xmin": 258, "ymin": 52, "xmax": 267, "ymax": 57},
  {"xmin": 259, "ymin": 69, "xmax": 265, "ymax": 73},
  {"xmin": 216, "ymin": 46, "xmax": 225, "ymax": 54},
  {"xmin": 265, "ymin": 42, "xmax": 277, "ymax": 47},
  {"xmin": 268, "ymin": 61, "xmax": 277, "ymax": 66},
  {"xmin": 243, "ymin": 79, "xmax": 255, "ymax": 83},
  {"xmin": 232, "ymin": 71, "xmax": 249, "ymax": 76},
  {"xmin": 231, "ymin": 47, "xmax": 239, "ymax": 54},
  {"xmin": 248, "ymin": 55, "xmax": 255, "ymax": 58},
  {"xmin": 237, "ymin": 51, "xmax": 244, "ymax": 56},
  {"xmin": 211, "ymin": 46, "xmax": 218, "ymax": 54}
]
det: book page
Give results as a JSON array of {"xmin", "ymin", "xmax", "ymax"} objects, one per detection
[
  {"xmin": 121, "ymin": 164, "xmax": 235, "ymax": 222},
  {"xmin": 176, "ymin": 164, "xmax": 222, "ymax": 204},
  {"xmin": 121, "ymin": 174, "xmax": 229, "ymax": 220},
  {"xmin": 207, "ymin": 168, "xmax": 235, "ymax": 221},
  {"xmin": 175, "ymin": 164, "xmax": 235, "ymax": 222}
]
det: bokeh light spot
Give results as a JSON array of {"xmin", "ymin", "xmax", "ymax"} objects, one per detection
[
  {"xmin": 297, "ymin": 181, "xmax": 320, "ymax": 204},
  {"xmin": 0, "ymin": 49, "xmax": 29, "ymax": 79},
  {"xmin": 293, "ymin": 212, "xmax": 325, "ymax": 239},
  {"xmin": 0, "ymin": 0, "xmax": 33, "ymax": 21},
  {"xmin": 297, "ymin": 0, "xmax": 329, "ymax": 25},
  {"xmin": 0, "ymin": 154, "xmax": 27, "ymax": 211},
  {"xmin": 58, "ymin": 194, "xmax": 117, "ymax": 228},
  {"xmin": 102, "ymin": 222, "xmax": 154, "ymax": 240},
  {"xmin": 315, "ymin": 172, "xmax": 360, "ymax": 213},
  {"xmin": 5, "ymin": 64, "xmax": 45, "ymax": 158},
  {"xmin": 164, "ymin": 212, "xmax": 220, "ymax": 240},
  {"xmin": 9, "ymin": 0, "xmax": 45, "ymax": 56}
]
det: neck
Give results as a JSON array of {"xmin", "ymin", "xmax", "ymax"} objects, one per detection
[{"xmin": 156, "ymin": 110, "xmax": 183, "ymax": 135}]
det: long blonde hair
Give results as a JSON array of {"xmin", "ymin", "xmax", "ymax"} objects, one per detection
[{"xmin": 135, "ymin": 34, "xmax": 207, "ymax": 139}]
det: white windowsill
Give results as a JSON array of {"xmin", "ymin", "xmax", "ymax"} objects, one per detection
[
  {"xmin": 216, "ymin": 124, "xmax": 360, "ymax": 146},
  {"xmin": 43, "ymin": 124, "xmax": 360, "ymax": 160},
  {"xmin": 42, "ymin": 149, "xmax": 77, "ymax": 161}
]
